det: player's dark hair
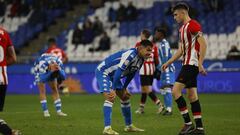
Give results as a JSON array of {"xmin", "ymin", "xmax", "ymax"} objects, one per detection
[
  {"xmin": 156, "ymin": 28, "xmax": 167, "ymax": 37},
  {"xmin": 142, "ymin": 29, "xmax": 151, "ymax": 39},
  {"xmin": 172, "ymin": 2, "xmax": 189, "ymax": 12},
  {"xmin": 48, "ymin": 38, "xmax": 56, "ymax": 43},
  {"xmin": 140, "ymin": 40, "xmax": 153, "ymax": 47}
]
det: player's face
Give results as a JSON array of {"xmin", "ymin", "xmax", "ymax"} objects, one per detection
[
  {"xmin": 138, "ymin": 46, "xmax": 153, "ymax": 59},
  {"xmin": 140, "ymin": 32, "xmax": 146, "ymax": 40},
  {"xmin": 173, "ymin": 10, "xmax": 183, "ymax": 23}
]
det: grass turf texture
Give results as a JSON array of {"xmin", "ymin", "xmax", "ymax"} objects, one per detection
[{"xmin": 1, "ymin": 94, "xmax": 240, "ymax": 135}]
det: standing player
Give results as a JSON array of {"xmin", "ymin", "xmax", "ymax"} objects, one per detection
[
  {"xmin": 96, "ymin": 40, "xmax": 153, "ymax": 135},
  {"xmin": 134, "ymin": 29, "xmax": 164, "ymax": 114},
  {"xmin": 155, "ymin": 28, "xmax": 175, "ymax": 116},
  {"xmin": 33, "ymin": 53, "xmax": 67, "ymax": 117},
  {"xmin": 0, "ymin": 27, "xmax": 17, "ymax": 112},
  {"xmin": 162, "ymin": 3, "xmax": 207, "ymax": 135}
]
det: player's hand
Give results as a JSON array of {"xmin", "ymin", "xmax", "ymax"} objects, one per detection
[
  {"xmin": 49, "ymin": 63, "xmax": 60, "ymax": 71},
  {"xmin": 161, "ymin": 63, "xmax": 168, "ymax": 71},
  {"xmin": 199, "ymin": 64, "xmax": 207, "ymax": 76}
]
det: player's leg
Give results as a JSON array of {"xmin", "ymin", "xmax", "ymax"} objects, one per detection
[
  {"xmin": 116, "ymin": 89, "xmax": 144, "ymax": 132},
  {"xmin": 139, "ymin": 75, "xmax": 163, "ymax": 113},
  {"xmin": 95, "ymin": 70, "xmax": 118, "ymax": 135},
  {"xmin": 0, "ymin": 85, "xmax": 7, "ymax": 112},
  {"xmin": 161, "ymin": 72, "xmax": 174, "ymax": 115},
  {"xmin": 186, "ymin": 88, "xmax": 205, "ymax": 135},
  {"xmin": 135, "ymin": 75, "xmax": 149, "ymax": 114},
  {"xmin": 161, "ymin": 86, "xmax": 173, "ymax": 115},
  {"xmin": 103, "ymin": 90, "xmax": 117, "ymax": 134},
  {"xmin": 0, "ymin": 119, "xmax": 21, "ymax": 135},
  {"xmin": 48, "ymin": 80, "xmax": 67, "ymax": 116},
  {"xmin": 173, "ymin": 82, "xmax": 194, "ymax": 135},
  {"xmin": 37, "ymin": 82, "xmax": 50, "ymax": 117},
  {"xmin": 135, "ymin": 85, "xmax": 148, "ymax": 114}
]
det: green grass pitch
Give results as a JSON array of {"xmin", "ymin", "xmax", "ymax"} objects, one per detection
[{"xmin": 1, "ymin": 94, "xmax": 240, "ymax": 135}]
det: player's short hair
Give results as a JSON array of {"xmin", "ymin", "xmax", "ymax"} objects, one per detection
[
  {"xmin": 172, "ymin": 2, "xmax": 189, "ymax": 12},
  {"xmin": 142, "ymin": 29, "xmax": 151, "ymax": 39},
  {"xmin": 140, "ymin": 40, "xmax": 153, "ymax": 47},
  {"xmin": 48, "ymin": 38, "xmax": 56, "ymax": 43},
  {"xmin": 156, "ymin": 28, "xmax": 167, "ymax": 37}
]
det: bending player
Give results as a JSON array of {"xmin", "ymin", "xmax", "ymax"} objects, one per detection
[
  {"xmin": 33, "ymin": 53, "xmax": 67, "ymax": 117},
  {"xmin": 95, "ymin": 40, "xmax": 153, "ymax": 135}
]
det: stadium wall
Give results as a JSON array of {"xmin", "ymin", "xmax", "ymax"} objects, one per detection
[{"xmin": 7, "ymin": 60, "xmax": 240, "ymax": 94}]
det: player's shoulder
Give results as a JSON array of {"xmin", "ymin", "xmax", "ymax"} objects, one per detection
[
  {"xmin": 135, "ymin": 41, "xmax": 141, "ymax": 48},
  {"xmin": 0, "ymin": 27, "xmax": 10, "ymax": 38},
  {"xmin": 189, "ymin": 19, "xmax": 201, "ymax": 27}
]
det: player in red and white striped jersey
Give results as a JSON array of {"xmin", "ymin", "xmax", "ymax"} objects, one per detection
[
  {"xmin": 46, "ymin": 38, "xmax": 68, "ymax": 63},
  {"xmin": 0, "ymin": 27, "xmax": 17, "ymax": 111},
  {"xmin": 135, "ymin": 29, "xmax": 164, "ymax": 114},
  {"xmin": 162, "ymin": 3, "xmax": 207, "ymax": 135}
]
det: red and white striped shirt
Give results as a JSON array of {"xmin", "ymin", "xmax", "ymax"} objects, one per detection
[
  {"xmin": 135, "ymin": 42, "xmax": 159, "ymax": 75},
  {"xmin": 0, "ymin": 28, "xmax": 13, "ymax": 85},
  {"xmin": 45, "ymin": 44, "xmax": 67, "ymax": 61},
  {"xmin": 179, "ymin": 19, "xmax": 201, "ymax": 66}
]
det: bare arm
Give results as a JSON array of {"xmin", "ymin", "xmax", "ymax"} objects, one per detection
[
  {"xmin": 197, "ymin": 36, "xmax": 207, "ymax": 65},
  {"xmin": 6, "ymin": 46, "xmax": 17, "ymax": 65},
  {"xmin": 197, "ymin": 35, "xmax": 207, "ymax": 75}
]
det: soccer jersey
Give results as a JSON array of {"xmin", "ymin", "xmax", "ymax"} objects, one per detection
[
  {"xmin": 33, "ymin": 53, "xmax": 66, "ymax": 83},
  {"xmin": 135, "ymin": 42, "xmax": 159, "ymax": 75},
  {"xmin": 96, "ymin": 48, "xmax": 144, "ymax": 92},
  {"xmin": 179, "ymin": 19, "xmax": 202, "ymax": 66},
  {"xmin": 156, "ymin": 39, "xmax": 175, "ymax": 86},
  {"xmin": 0, "ymin": 27, "xmax": 13, "ymax": 85},
  {"xmin": 45, "ymin": 44, "xmax": 67, "ymax": 61}
]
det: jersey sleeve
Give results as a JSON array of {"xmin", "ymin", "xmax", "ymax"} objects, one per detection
[
  {"xmin": 135, "ymin": 42, "xmax": 140, "ymax": 48},
  {"xmin": 153, "ymin": 45, "xmax": 159, "ymax": 65},
  {"xmin": 189, "ymin": 20, "xmax": 202, "ymax": 35},
  {"xmin": 112, "ymin": 50, "xmax": 136, "ymax": 90},
  {"xmin": 4, "ymin": 30, "xmax": 13, "ymax": 47}
]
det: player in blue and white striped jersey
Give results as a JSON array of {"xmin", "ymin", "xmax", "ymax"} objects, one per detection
[
  {"xmin": 96, "ymin": 40, "xmax": 153, "ymax": 135},
  {"xmin": 33, "ymin": 53, "xmax": 67, "ymax": 117},
  {"xmin": 155, "ymin": 28, "xmax": 175, "ymax": 115}
]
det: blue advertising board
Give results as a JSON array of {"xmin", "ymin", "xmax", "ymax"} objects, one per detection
[{"xmin": 6, "ymin": 60, "xmax": 240, "ymax": 94}]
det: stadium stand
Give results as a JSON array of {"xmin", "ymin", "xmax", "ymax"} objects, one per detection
[{"xmin": 62, "ymin": 0, "xmax": 240, "ymax": 61}]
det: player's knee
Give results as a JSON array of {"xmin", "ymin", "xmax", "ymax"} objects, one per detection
[
  {"xmin": 107, "ymin": 95, "xmax": 116, "ymax": 103},
  {"xmin": 187, "ymin": 93, "xmax": 198, "ymax": 102},
  {"xmin": 141, "ymin": 86, "xmax": 151, "ymax": 93}
]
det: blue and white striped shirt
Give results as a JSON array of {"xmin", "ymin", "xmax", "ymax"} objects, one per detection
[
  {"xmin": 97, "ymin": 48, "xmax": 144, "ymax": 90},
  {"xmin": 33, "ymin": 53, "xmax": 64, "ymax": 83},
  {"xmin": 156, "ymin": 39, "xmax": 175, "ymax": 72}
]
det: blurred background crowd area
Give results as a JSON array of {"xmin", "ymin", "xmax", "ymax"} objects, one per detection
[{"xmin": 1, "ymin": 0, "xmax": 240, "ymax": 63}]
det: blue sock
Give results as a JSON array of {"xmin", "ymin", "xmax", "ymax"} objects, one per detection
[
  {"xmin": 54, "ymin": 99, "xmax": 62, "ymax": 113},
  {"xmin": 40, "ymin": 100, "xmax": 48, "ymax": 112},
  {"xmin": 103, "ymin": 100, "xmax": 113, "ymax": 127},
  {"xmin": 164, "ymin": 88, "xmax": 173, "ymax": 109},
  {"xmin": 121, "ymin": 100, "xmax": 132, "ymax": 126}
]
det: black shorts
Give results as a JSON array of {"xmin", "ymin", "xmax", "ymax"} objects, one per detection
[
  {"xmin": 140, "ymin": 75, "xmax": 154, "ymax": 86},
  {"xmin": 176, "ymin": 65, "xmax": 199, "ymax": 88}
]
